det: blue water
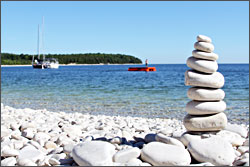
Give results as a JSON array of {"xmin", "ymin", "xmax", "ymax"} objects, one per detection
[{"xmin": 1, "ymin": 64, "xmax": 249, "ymax": 124}]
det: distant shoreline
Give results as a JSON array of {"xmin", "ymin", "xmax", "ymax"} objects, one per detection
[{"xmin": 1, "ymin": 63, "xmax": 143, "ymax": 67}]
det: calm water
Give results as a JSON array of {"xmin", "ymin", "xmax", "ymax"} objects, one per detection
[{"xmin": 1, "ymin": 64, "xmax": 249, "ymax": 124}]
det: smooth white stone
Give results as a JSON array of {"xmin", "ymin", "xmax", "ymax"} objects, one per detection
[
  {"xmin": 20, "ymin": 123, "xmax": 36, "ymax": 131},
  {"xmin": 126, "ymin": 158, "xmax": 142, "ymax": 166},
  {"xmin": 216, "ymin": 130, "xmax": 245, "ymax": 146},
  {"xmin": 155, "ymin": 133, "xmax": 185, "ymax": 148},
  {"xmin": 22, "ymin": 128, "xmax": 34, "ymax": 139},
  {"xmin": 49, "ymin": 158, "xmax": 60, "ymax": 165},
  {"xmin": 233, "ymin": 158, "xmax": 249, "ymax": 166},
  {"xmin": 17, "ymin": 158, "xmax": 37, "ymax": 166},
  {"xmin": 110, "ymin": 137, "xmax": 122, "ymax": 144},
  {"xmin": 113, "ymin": 147, "xmax": 141, "ymax": 163},
  {"xmin": 63, "ymin": 143, "xmax": 75, "ymax": 154},
  {"xmin": 185, "ymin": 70, "xmax": 224, "ymax": 88},
  {"xmin": 51, "ymin": 153, "xmax": 67, "ymax": 160},
  {"xmin": 189, "ymin": 162, "xmax": 214, "ymax": 166},
  {"xmin": 225, "ymin": 123, "xmax": 248, "ymax": 138},
  {"xmin": 188, "ymin": 136, "xmax": 235, "ymax": 165},
  {"xmin": 186, "ymin": 57, "xmax": 218, "ymax": 74},
  {"xmin": 13, "ymin": 141, "xmax": 24, "ymax": 150},
  {"xmin": 180, "ymin": 133, "xmax": 202, "ymax": 146},
  {"xmin": 1, "ymin": 157, "xmax": 17, "ymax": 166},
  {"xmin": 192, "ymin": 50, "xmax": 218, "ymax": 61},
  {"xmin": 197, "ymin": 35, "xmax": 212, "ymax": 43},
  {"xmin": 62, "ymin": 125, "xmax": 82, "ymax": 136},
  {"xmin": 184, "ymin": 113, "xmax": 227, "ymax": 131},
  {"xmin": 194, "ymin": 42, "xmax": 214, "ymax": 53},
  {"xmin": 72, "ymin": 141, "xmax": 116, "ymax": 166},
  {"xmin": 141, "ymin": 142, "xmax": 191, "ymax": 166},
  {"xmin": 44, "ymin": 141, "xmax": 57, "ymax": 149},
  {"xmin": 33, "ymin": 132, "xmax": 51, "ymax": 142},
  {"xmin": 187, "ymin": 87, "xmax": 225, "ymax": 101},
  {"xmin": 237, "ymin": 146, "xmax": 249, "ymax": 154},
  {"xmin": 186, "ymin": 100, "xmax": 226, "ymax": 115},
  {"xmin": 18, "ymin": 145, "xmax": 44, "ymax": 163},
  {"xmin": 10, "ymin": 123, "xmax": 20, "ymax": 131},
  {"xmin": 1, "ymin": 148, "xmax": 20, "ymax": 157}
]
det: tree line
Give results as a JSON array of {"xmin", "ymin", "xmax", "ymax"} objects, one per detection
[{"xmin": 1, "ymin": 53, "xmax": 142, "ymax": 65}]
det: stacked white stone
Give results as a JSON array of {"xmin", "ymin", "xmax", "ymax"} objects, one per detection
[{"xmin": 184, "ymin": 35, "xmax": 227, "ymax": 132}]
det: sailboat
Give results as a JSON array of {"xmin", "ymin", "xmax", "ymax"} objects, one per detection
[{"xmin": 32, "ymin": 17, "xmax": 59, "ymax": 69}]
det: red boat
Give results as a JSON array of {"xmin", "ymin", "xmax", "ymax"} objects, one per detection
[{"xmin": 128, "ymin": 67, "xmax": 156, "ymax": 72}]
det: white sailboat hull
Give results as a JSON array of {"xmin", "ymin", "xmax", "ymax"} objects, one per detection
[{"xmin": 47, "ymin": 63, "xmax": 59, "ymax": 69}]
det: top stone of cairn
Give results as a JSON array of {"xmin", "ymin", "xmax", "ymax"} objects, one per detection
[{"xmin": 197, "ymin": 35, "xmax": 212, "ymax": 43}]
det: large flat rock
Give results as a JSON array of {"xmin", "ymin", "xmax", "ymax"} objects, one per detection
[
  {"xmin": 186, "ymin": 57, "xmax": 218, "ymax": 74},
  {"xmin": 187, "ymin": 136, "xmax": 236, "ymax": 165},
  {"xmin": 185, "ymin": 70, "xmax": 224, "ymax": 88},
  {"xmin": 141, "ymin": 142, "xmax": 191, "ymax": 166},
  {"xmin": 187, "ymin": 87, "xmax": 225, "ymax": 101},
  {"xmin": 186, "ymin": 100, "xmax": 226, "ymax": 115},
  {"xmin": 72, "ymin": 141, "xmax": 116, "ymax": 166},
  {"xmin": 184, "ymin": 112, "xmax": 227, "ymax": 131}
]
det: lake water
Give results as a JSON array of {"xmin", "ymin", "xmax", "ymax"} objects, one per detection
[{"xmin": 1, "ymin": 64, "xmax": 249, "ymax": 125}]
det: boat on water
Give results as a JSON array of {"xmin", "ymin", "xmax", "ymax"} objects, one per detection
[
  {"xmin": 128, "ymin": 67, "xmax": 156, "ymax": 72},
  {"xmin": 32, "ymin": 17, "xmax": 59, "ymax": 69}
]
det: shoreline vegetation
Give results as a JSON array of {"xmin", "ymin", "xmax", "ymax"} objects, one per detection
[
  {"xmin": 1, "ymin": 104, "xmax": 249, "ymax": 166},
  {"xmin": 1, "ymin": 53, "xmax": 142, "ymax": 65}
]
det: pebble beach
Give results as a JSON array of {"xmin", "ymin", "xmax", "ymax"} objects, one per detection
[{"xmin": 1, "ymin": 103, "xmax": 249, "ymax": 166}]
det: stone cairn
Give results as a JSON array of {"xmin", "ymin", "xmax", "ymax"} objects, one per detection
[{"xmin": 184, "ymin": 35, "xmax": 227, "ymax": 132}]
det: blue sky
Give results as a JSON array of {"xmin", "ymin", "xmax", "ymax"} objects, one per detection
[{"xmin": 2, "ymin": 1, "xmax": 249, "ymax": 64}]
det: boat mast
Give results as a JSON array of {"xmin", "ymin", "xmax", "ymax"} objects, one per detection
[
  {"xmin": 42, "ymin": 16, "xmax": 45, "ymax": 61},
  {"xmin": 37, "ymin": 24, "xmax": 40, "ymax": 60}
]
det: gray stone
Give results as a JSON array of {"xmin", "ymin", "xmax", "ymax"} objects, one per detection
[
  {"xmin": 185, "ymin": 70, "xmax": 224, "ymax": 88},
  {"xmin": 141, "ymin": 142, "xmax": 191, "ymax": 166},
  {"xmin": 184, "ymin": 112, "xmax": 227, "ymax": 131},
  {"xmin": 197, "ymin": 35, "xmax": 212, "ymax": 43},
  {"xmin": 113, "ymin": 147, "xmax": 141, "ymax": 163},
  {"xmin": 144, "ymin": 133, "xmax": 156, "ymax": 143},
  {"xmin": 187, "ymin": 87, "xmax": 225, "ymax": 101},
  {"xmin": 72, "ymin": 141, "xmax": 116, "ymax": 166},
  {"xmin": 188, "ymin": 136, "xmax": 235, "ymax": 165},
  {"xmin": 186, "ymin": 100, "xmax": 226, "ymax": 115},
  {"xmin": 155, "ymin": 133, "xmax": 185, "ymax": 148},
  {"xmin": 186, "ymin": 57, "xmax": 218, "ymax": 74},
  {"xmin": 194, "ymin": 42, "xmax": 214, "ymax": 53}
]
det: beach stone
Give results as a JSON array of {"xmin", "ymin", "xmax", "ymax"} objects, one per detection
[
  {"xmin": 237, "ymin": 146, "xmax": 249, "ymax": 154},
  {"xmin": 197, "ymin": 35, "xmax": 212, "ymax": 43},
  {"xmin": 144, "ymin": 133, "xmax": 157, "ymax": 143},
  {"xmin": 225, "ymin": 123, "xmax": 248, "ymax": 138},
  {"xmin": 1, "ymin": 148, "xmax": 20, "ymax": 157},
  {"xmin": 185, "ymin": 70, "xmax": 224, "ymax": 88},
  {"xmin": 22, "ymin": 128, "xmax": 35, "ymax": 139},
  {"xmin": 188, "ymin": 136, "xmax": 235, "ymax": 165},
  {"xmin": 233, "ymin": 158, "xmax": 249, "ymax": 166},
  {"xmin": 194, "ymin": 42, "xmax": 214, "ymax": 53},
  {"xmin": 192, "ymin": 50, "xmax": 218, "ymax": 61},
  {"xmin": 49, "ymin": 158, "xmax": 60, "ymax": 165},
  {"xmin": 184, "ymin": 112, "xmax": 227, "ymax": 131},
  {"xmin": 45, "ymin": 141, "xmax": 57, "ymax": 149},
  {"xmin": 10, "ymin": 123, "xmax": 20, "ymax": 131},
  {"xmin": 141, "ymin": 142, "xmax": 191, "ymax": 166},
  {"xmin": 20, "ymin": 122, "xmax": 36, "ymax": 131},
  {"xmin": 63, "ymin": 143, "xmax": 75, "ymax": 154},
  {"xmin": 113, "ymin": 147, "xmax": 141, "ymax": 163},
  {"xmin": 243, "ymin": 138, "xmax": 249, "ymax": 146},
  {"xmin": 33, "ymin": 132, "xmax": 50, "ymax": 142},
  {"xmin": 180, "ymin": 132, "xmax": 202, "ymax": 146},
  {"xmin": 126, "ymin": 158, "xmax": 143, "ymax": 166},
  {"xmin": 186, "ymin": 57, "xmax": 218, "ymax": 74},
  {"xmin": 186, "ymin": 100, "xmax": 226, "ymax": 115},
  {"xmin": 189, "ymin": 162, "xmax": 214, "ymax": 166},
  {"xmin": 17, "ymin": 158, "xmax": 37, "ymax": 166},
  {"xmin": 110, "ymin": 137, "xmax": 122, "ymax": 144},
  {"xmin": 216, "ymin": 130, "xmax": 245, "ymax": 146},
  {"xmin": 155, "ymin": 133, "xmax": 185, "ymax": 148},
  {"xmin": 1, "ymin": 157, "xmax": 17, "ymax": 166},
  {"xmin": 72, "ymin": 141, "xmax": 116, "ymax": 166},
  {"xmin": 18, "ymin": 145, "xmax": 44, "ymax": 163},
  {"xmin": 187, "ymin": 87, "xmax": 225, "ymax": 101}
]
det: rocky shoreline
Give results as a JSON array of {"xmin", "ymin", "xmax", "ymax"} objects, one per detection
[{"xmin": 1, "ymin": 104, "xmax": 249, "ymax": 166}]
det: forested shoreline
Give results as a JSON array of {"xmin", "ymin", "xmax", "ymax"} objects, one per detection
[{"xmin": 1, "ymin": 53, "xmax": 142, "ymax": 65}]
